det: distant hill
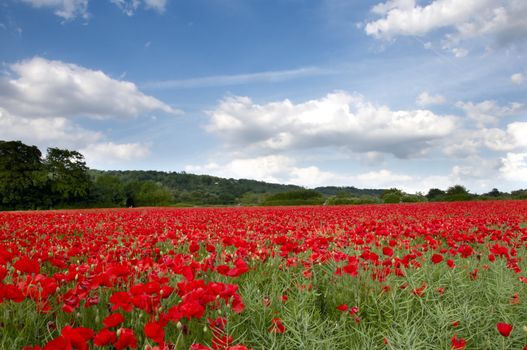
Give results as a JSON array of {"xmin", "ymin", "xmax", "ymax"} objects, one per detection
[
  {"xmin": 90, "ymin": 170, "xmax": 387, "ymax": 206},
  {"xmin": 314, "ymin": 186, "xmax": 385, "ymax": 197},
  {"xmin": 90, "ymin": 170, "xmax": 304, "ymax": 205}
]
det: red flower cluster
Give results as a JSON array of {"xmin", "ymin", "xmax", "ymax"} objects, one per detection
[{"xmin": 1, "ymin": 200, "xmax": 525, "ymax": 348}]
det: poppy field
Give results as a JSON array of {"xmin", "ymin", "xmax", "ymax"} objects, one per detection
[{"xmin": 1, "ymin": 201, "xmax": 527, "ymax": 350}]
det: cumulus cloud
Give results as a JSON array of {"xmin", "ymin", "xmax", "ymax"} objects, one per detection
[
  {"xmin": 20, "ymin": 0, "xmax": 89, "ymax": 20},
  {"xmin": 185, "ymin": 155, "xmax": 460, "ymax": 192},
  {"xmin": 483, "ymin": 123, "xmax": 527, "ymax": 151},
  {"xmin": 206, "ymin": 91, "xmax": 456, "ymax": 158},
  {"xmin": 456, "ymin": 100, "xmax": 523, "ymax": 126},
  {"xmin": 0, "ymin": 57, "xmax": 177, "ymax": 166},
  {"xmin": 80, "ymin": 142, "xmax": 150, "ymax": 167},
  {"xmin": 416, "ymin": 91, "xmax": 446, "ymax": 106},
  {"xmin": 500, "ymin": 153, "xmax": 527, "ymax": 182},
  {"xmin": 365, "ymin": 0, "xmax": 527, "ymax": 51},
  {"xmin": 0, "ymin": 107, "xmax": 101, "ymax": 148},
  {"xmin": 0, "ymin": 57, "xmax": 180, "ymax": 119},
  {"xmin": 511, "ymin": 73, "xmax": 525, "ymax": 85}
]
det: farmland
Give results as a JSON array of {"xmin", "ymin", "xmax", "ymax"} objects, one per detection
[{"xmin": 1, "ymin": 201, "xmax": 527, "ymax": 349}]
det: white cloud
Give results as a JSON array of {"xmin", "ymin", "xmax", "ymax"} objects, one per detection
[
  {"xmin": 451, "ymin": 47, "xmax": 468, "ymax": 58},
  {"xmin": 500, "ymin": 153, "xmax": 527, "ymax": 182},
  {"xmin": 511, "ymin": 73, "xmax": 525, "ymax": 85},
  {"xmin": 111, "ymin": 0, "xmax": 141, "ymax": 16},
  {"xmin": 365, "ymin": 0, "xmax": 489, "ymax": 38},
  {"xmin": 456, "ymin": 100, "xmax": 523, "ymax": 126},
  {"xmin": 366, "ymin": 0, "xmax": 527, "ymax": 51},
  {"xmin": 144, "ymin": 67, "xmax": 329, "ymax": 89},
  {"xmin": 0, "ymin": 107, "xmax": 101, "ymax": 148},
  {"xmin": 20, "ymin": 0, "xmax": 89, "ymax": 20},
  {"xmin": 206, "ymin": 91, "xmax": 456, "ymax": 158},
  {"xmin": 185, "ymin": 155, "xmax": 463, "ymax": 193},
  {"xmin": 144, "ymin": 0, "xmax": 167, "ymax": 13},
  {"xmin": 416, "ymin": 91, "xmax": 446, "ymax": 106},
  {"xmin": 0, "ymin": 57, "xmax": 178, "ymax": 168},
  {"xmin": 21, "ymin": 0, "xmax": 168, "ymax": 19},
  {"xmin": 0, "ymin": 57, "xmax": 180, "ymax": 119},
  {"xmin": 80, "ymin": 142, "xmax": 150, "ymax": 166}
]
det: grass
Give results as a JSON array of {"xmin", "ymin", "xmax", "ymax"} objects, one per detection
[{"xmin": 1, "ymin": 242, "xmax": 527, "ymax": 349}]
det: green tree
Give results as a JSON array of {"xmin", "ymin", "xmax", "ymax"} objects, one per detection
[
  {"xmin": 382, "ymin": 188, "xmax": 403, "ymax": 203},
  {"xmin": 444, "ymin": 185, "xmax": 472, "ymax": 201},
  {"xmin": 0, "ymin": 140, "xmax": 46, "ymax": 209},
  {"xmin": 91, "ymin": 174, "xmax": 126, "ymax": 207},
  {"xmin": 135, "ymin": 180, "xmax": 173, "ymax": 206},
  {"xmin": 383, "ymin": 193, "xmax": 401, "ymax": 204},
  {"xmin": 45, "ymin": 148, "xmax": 90, "ymax": 204},
  {"xmin": 426, "ymin": 188, "xmax": 446, "ymax": 201}
]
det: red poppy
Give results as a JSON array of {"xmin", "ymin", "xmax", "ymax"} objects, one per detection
[
  {"xmin": 382, "ymin": 247, "xmax": 394, "ymax": 257},
  {"xmin": 336, "ymin": 304, "xmax": 348, "ymax": 311},
  {"xmin": 144, "ymin": 321, "xmax": 165, "ymax": 344},
  {"xmin": 451, "ymin": 335, "xmax": 466, "ymax": 349},
  {"xmin": 93, "ymin": 329, "xmax": 117, "ymax": 346},
  {"xmin": 497, "ymin": 323, "xmax": 513, "ymax": 337},
  {"xmin": 431, "ymin": 254, "xmax": 443, "ymax": 264},
  {"xmin": 14, "ymin": 257, "xmax": 40, "ymax": 274},
  {"xmin": 269, "ymin": 318, "xmax": 286, "ymax": 334},
  {"xmin": 103, "ymin": 313, "xmax": 125, "ymax": 328},
  {"xmin": 114, "ymin": 328, "xmax": 137, "ymax": 350}
]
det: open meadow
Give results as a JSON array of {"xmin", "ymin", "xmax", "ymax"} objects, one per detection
[{"xmin": 1, "ymin": 201, "xmax": 527, "ymax": 349}]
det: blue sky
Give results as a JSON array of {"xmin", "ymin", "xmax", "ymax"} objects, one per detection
[{"xmin": 1, "ymin": 0, "xmax": 526, "ymax": 193}]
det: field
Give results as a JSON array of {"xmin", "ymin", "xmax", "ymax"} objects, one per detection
[{"xmin": 1, "ymin": 201, "xmax": 527, "ymax": 350}]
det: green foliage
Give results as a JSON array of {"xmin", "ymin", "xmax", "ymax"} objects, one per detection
[
  {"xmin": 401, "ymin": 194, "xmax": 427, "ymax": 203},
  {"xmin": 383, "ymin": 193, "xmax": 401, "ymax": 204},
  {"xmin": 262, "ymin": 190, "xmax": 325, "ymax": 206},
  {"xmin": 45, "ymin": 148, "xmax": 90, "ymax": 204},
  {"xmin": 90, "ymin": 174, "xmax": 126, "ymax": 207},
  {"xmin": 0, "ymin": 140, "xmax": 46, "ymax": 209},
  {"xmin": 134, "ymin": 180, "xmax": 173, "ymax": 206},
  {"xmin": 238, "ymin": 192, "xmax": 269, "ymax": 206},
  {"xmin": 315, "ymin": 186, "xmax": 385, "ymax": 197},
  {"xmin": 426, "ymin": 188, "xmax": 446, "ymax": 202},
  {"xmin": 511, "ymin": 189, "xmax": 527, "ymax": 200},
  {"xmin": 443, "ymin": 185, "xmax": 472, "ymax": 202},
  {"xmin": 326, "ymin": 195, "xmax": 381, "ymax": 205}
]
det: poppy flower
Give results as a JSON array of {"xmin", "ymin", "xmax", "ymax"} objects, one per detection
[
  {"xmin": 103, "ymin": 313, "xmax": 125, "ymax": 328},
  {"xmin": 93, "ymin": 329, "xmax": 117, "ymax": 346},
  {"xmin": 144, "ymin": 321, "xmax": 165, "ymax": 344},
  {"xmin": 497, "ymin": 323, "xmax": 513, "ymax": 337},
  {"xmin": 14, "ymin": 257, "xmax": 40, "ymax": 274},
  {"xmin": 336, "ymin": 304, "xmax": 348, "ymax": 311},
  {"xmin": 114, "ymin": 328, "xmax": 137, "ymax": 350},
  {"xmin": 431, "ymin": 254, "xmax": 443, "ymax": 264},
  {"xmin": 269, "ymin": 318, "xmax": 286, "ymax": 334},
  {"xmin": 451, "ymin": 335, "xmax": 466, "ymax": 349}
]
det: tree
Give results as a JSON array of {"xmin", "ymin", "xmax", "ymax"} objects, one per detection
[
  {"xmin": 426, "ymin": 188, "xmax": 445, "ymax": 201},
  {"xmin": 0, "ymin": 140, "xmax": 46, "ymax": 209},
  {"xmin": 382, "ymin": 188, "xmax": 403, "ymax": 203},
  {"xmin": 383, "ymin": 193, "xmax": 401, "ymax": 204},
  {"xmin": 91, "ymin": 174, "xmax": 126, "ymax": 207},
  {"xmin": 45, "ymin": 148, "xmax": 90, "ymax": 204},
  {"xmin": 135, "ymin": 181, "xmax": 173, "ymax": 206},
  {"xmin": 485, "ymin": 188, "xmax": 502, "ymax": 197},
  {"xmin": 444, "ymin": 185, "xmax": 472, "ymax": 201}
]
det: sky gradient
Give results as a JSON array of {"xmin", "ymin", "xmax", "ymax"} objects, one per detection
[{"xmin": 1, "ymin": 0, "xmax": 526, "ymax": 193}]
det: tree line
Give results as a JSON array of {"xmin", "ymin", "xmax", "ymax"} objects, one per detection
[{"xmin": 1, "ymin": 140, "xmax": 525, "ymax": 210}]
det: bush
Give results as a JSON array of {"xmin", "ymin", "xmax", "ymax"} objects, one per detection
[
  {"xmin": 383, "ymin": 193, "xmax": 401, "ymax": 204},
  {"xmin": 262, "ymin": 190, "xmax": 324, "ymax": 206},
  {"xmin": 401, "ymin": 194, "xmax": 427, "ymax": 203}
]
